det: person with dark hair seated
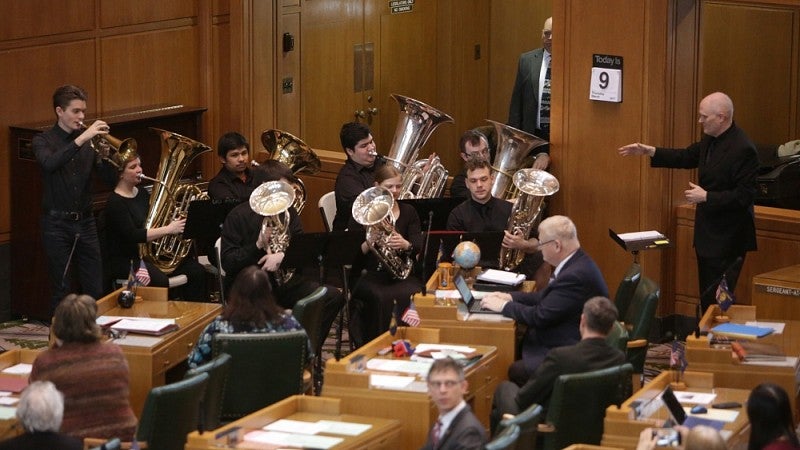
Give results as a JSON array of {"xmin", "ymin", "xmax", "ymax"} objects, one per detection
[
  {"xmin": 188, "ymin": 265, "xmax": 309, "ymax": 368},
  {"xmin": 747, "ymin": 383, "xmax": 800, "ymax": 450},
  {"xmin": 208, "ymin": 131, "xmax": 256, "ymax": 203},
  {"xmin": 333, "ymin": 122, "xmax": 385, "ymax": 231},
  {"xmin": 30, "ymin": 294, "xmax": 137, "ymax": 441},
  {"xmin": 0, "ymin": 381, "xmax": 82, "ymax": 450}
]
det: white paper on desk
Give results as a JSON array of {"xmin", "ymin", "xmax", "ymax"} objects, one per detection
[
  {"xmin": 742, "ymin": 356, "xmax": 798, "ymax": 367},
  {"xmin": 683, "ymin": 406, "xmax": 739, "ymax": 423},
  {"xmin": 97, "ymin": 315, "xmax": 125, "ymax": 327},
  {"xmin": 0, "ymin": 406, "xmax": 15, "ymax": 420},
  {"xmin": 316, "ymin": 420, "xmax": 372, "ymax": 436},
  {"xmin": 243, "ymin": 430, "xmax": 343, "ymax": 449},
  {"xmin": 616, "ymin": 230, "xmax": 666, "ymax": 241},
  {"xmin": 0, "ymin": 391, "xmax": 11, "ymax": 397},
  {"xmin": 366, "ymin": 359, "xmax": 431, "ymax": 376},
  {"xmin": 0, "ymin": 397, "xmax": 18, "ymax": 406},
  {"xmin": 745, "ymin": 321, "xmax": 785, "ymax": 334},
  {"xmin": 477, "ymin": 269, "xmax": 526, "ymax": 285},
  {"xmin": 674, "ymin": 391, "xmax": 717, "ymax": 404},
  {"xmin": 111, "ymin": 335, "xmax": 163, "ymax": 347},
  {"xmin": 370, "ymin": 374, "xmax": 415, "ymax": 389},
  {"xmin": 264, "ymin": 419, "xmax": 324, "ymax": 435},
  {"xmin": 435, "ymin": 289, "xmax": 460, "ymax": 299},
  {"xmin": 416, "ymin": 343, "xmax": 476, "ymax": 354},
  {"xmin": 1, "ymin": 363, "xmax": 32, "ymax": 375},
  {"xmin": 111, "ymin": 318, "xmax": 177, "ymax": 335}
]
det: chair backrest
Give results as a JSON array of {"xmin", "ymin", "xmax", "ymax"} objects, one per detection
[
  {"xmin": 318, "ymin": 191, "xmax": 336, "ymax": 232},
  {"xmin": 605, "ymin": 320, "xmax": 630, "ymax": 353},
  {"xmin": 613, "ymin": 262, "xmax": 641, "ymax": 319},
  {"xmin": 495, "ymin": 403, "xmax": 543, "ymax": 450},
  {"xmin": 136, "ymin": 372, "xmax": 209, "ymax": 450},
  {"xmin": 184, "ymin": 352, "xmax": 232, "ymax": 431},
  {"xmin": 88, "ymin": 438, "xmax": 121, "ymax": 450},
  {"xmin": 292, "ymin": 286, "xmax": 328, "ymax": 354},
  {"xmin": 542, "ymin": 363, "xmax": 633, "ymax": 450},
  {"xmin": 214, "ymin": 237, "xmax": 225, "ymax": 277},
  {"xmin": 485, "ymin": 423, "xmax": 520, "ymax": 450},
  {"xmin": 623, "ymin": 277, "xmax": 660, "ymax": 372},
  {"xmin": 212, "ymin": 330, "xmax": 309, "ymax": 421}
]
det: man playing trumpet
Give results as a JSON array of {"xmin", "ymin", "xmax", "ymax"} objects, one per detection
[{"xmin": 33, "ymin": 85, "xmax": 117, "ymax": 315}]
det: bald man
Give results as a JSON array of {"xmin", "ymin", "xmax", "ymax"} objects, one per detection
[{"xmin": 618, "ymin": 92, "xmax": 759, "ymax": 313}]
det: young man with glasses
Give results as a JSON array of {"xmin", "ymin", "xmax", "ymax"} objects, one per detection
[{"xmin": 421, "ymin": 357, "xmax": 487, "ymax": 450}]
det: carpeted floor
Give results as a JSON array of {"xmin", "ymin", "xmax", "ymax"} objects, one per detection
[{"xmin": 0, "ymin": 320, "xmax": 50, "ymax": 352}]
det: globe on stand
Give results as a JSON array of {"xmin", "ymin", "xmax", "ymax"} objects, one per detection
[{"xmin": 452, "ymin": 241, "xmax": 481, "ymax": 285}]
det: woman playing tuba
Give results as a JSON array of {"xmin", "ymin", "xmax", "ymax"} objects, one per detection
[{"xmin": 348, "ymin": 164, "xmax": 424, "ymax": 348}]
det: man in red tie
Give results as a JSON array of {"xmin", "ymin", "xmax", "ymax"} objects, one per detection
[{"xmin": 421, "ymin": 358, "xmax": 487, "ymax": 449}]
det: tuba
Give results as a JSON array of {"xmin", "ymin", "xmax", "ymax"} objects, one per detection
[
  {"xmin": 250, "ymin": 180, "xmax": 296, "ymax": 284},
  {"xmin": 352, "ymin": 186, "xmax": 414, "ymax": 280},
  {"xmin": 488, "ymin": 120, "xmax": 549, "ymax": 199},
  {"xmin": 79, "ymin": 121, "xmax": 138, "ymax": 170},
  {"xmin": 139, "ymin": 129, "xmax": 212, "ymax": 274},
  {"xmin": 498, "ymin": 168, "xmax": 560, "ymax": 271},
  {"xmin": 260, "ymin": 129, "xmax": 321, "ymax": 214},
  {"xmin": 383, "ymin": 94, "xmax": 454, "ymax": 199}
]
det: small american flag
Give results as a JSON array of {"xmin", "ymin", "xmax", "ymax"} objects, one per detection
[
  {"xmin": 402, "ymin": 299, "xmax": 421, "ymax": 327},
  {"xmin": 135, "ymin": 260, "xmax": 151, "ymax": 286}
]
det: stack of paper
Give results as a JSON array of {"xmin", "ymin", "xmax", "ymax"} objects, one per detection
[
  {"xmin": 477, "ymin": 269, "xmax": 526, "ymax": 286},
  {"xmin": 110, "ymin": 318, "xmax": 178, "ymax": 336}
]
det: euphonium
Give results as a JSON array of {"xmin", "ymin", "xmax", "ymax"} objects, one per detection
[
  {"xmin": 139, "ymin": 128, "xmax": 212, "ymax": 274},
  {"xmin": 488, "ymin": 120, "xmax": 549, "ymax": 199},
  {"xmin": 398, "ymin": 155, "xmax": 449, "ymax": 199},
  {"xmin": 79, "ymin": 121, "xmax": 138, "ymax": 170},
  {"xmin": 352, "ymin": 186, "xmax": 414, "ymax": 280},
  {"xmin": 250, "ymin": 180, "xmax": 296, "ymax": 284},
  {"xmin": 384, "ymin": 94, "xmax": 454, "ymax": 199},
  {"xmin": 260, "ymin": 129, "xmax": 320, "ymax": 214},
  {"xmin": 498, "ymin": 168, "xmax": 560, "ymax": 271}
]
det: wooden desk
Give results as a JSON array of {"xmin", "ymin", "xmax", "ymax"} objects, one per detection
[
  {"xmin": 0, "ymin": 349, "xmax": 42, "ymax": 441},
  {"xmin": 322, "ymin": 327, "xmax": 498, "ymax": 450},
  {"xmin": 602, "ymin": 371, "xmax": 751, "ymax": 450},
  {"xmin": 185, "ymin": 395, "xmax": 400, "ymax": 449},
  {"xmin": 96, "ymin": 287, "xmax": 221, "ymax": 416},
  {"xmin": 752, "ymin": 264, "xmax": 800, "ymax": 321},
  {"xmin": 690, "ymin": 304, "xmax": 800, "ymax": 416}
]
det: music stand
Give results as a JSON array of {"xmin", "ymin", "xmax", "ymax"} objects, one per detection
[
  {"xmin": 183, "ymin": 200, "xmax": 239, "ymax": 305},
  {"xmin": 609, "ymin": 228, "xmax": 671, "ymax": 263},
  {"xmin": 398, "ymin": 197, "xmax": 464, "ymax": 231},
  {"xmin": 283, "ymin": 230, "xmax": 364, "ymax": 360},
  {"xmin": 419, "ymin": 230, "xmax": 505, "ymax": 282}
]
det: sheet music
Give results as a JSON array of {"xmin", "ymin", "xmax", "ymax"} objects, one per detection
[
  {"xmin": 1, "ymin": 363, "xmax": 32, "ymax": 375},
  {"xmin": 616, "ymin": 230, "xmax": 666, "ymax": 241}
]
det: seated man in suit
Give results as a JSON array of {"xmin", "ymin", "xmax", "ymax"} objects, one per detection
[
  {"xmin": 422, "ymin": 357, "xmax": 488, "ymax": 450},
  {"xmin": 481, "ymin": 215, "xmax": 609, "ymax": 385},
  {"xmin": 489, "ymin": 296, "xmax": 625, "ymax": 433}
]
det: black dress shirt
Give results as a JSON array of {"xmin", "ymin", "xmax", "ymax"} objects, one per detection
[
  {"xmin": 446, "ymin": 197, "xmax": 512, "ymax": 232},
  {"xmin": 332, "ymin": 158, "xmax": 384, "ymax": 231},
  {"xmin": 32, "ymin": 124, "xmax": 115, "ymax": 213},
  {"xmin": 207, "ymin": 167, "xmax": 256, "ymax": 203}
]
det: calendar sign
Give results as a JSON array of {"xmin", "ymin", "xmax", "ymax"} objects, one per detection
[{"xmin": 590, "ymin": 54, "xmax": 623, "ymax": 103}]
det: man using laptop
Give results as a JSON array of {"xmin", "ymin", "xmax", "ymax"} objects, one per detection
[
  {"xmin": 489, "ymin": 296, "xmax": 624, "ymax": 433},
  {"xmin": 480, "ymin": 215, "xmax": 609, "ymax": 385}
]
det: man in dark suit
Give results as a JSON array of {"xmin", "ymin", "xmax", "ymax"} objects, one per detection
[
  {"xmin": 481, "ymin": 215, "xmax": 609, "ymax": 385},
  {"xmin": 618, "ymin": 92, "xmax": 759, "ymax": 312},
  {"xmin": 508, "ymin": 16, "xmax": 552, "ymax": 170},
  {"xmin": 489, "ymin": 296, "xmax": 625, "ymax": 434},
  {"xmin": 421, "ymin": 357, "xmax": 488, "ymax": 450}
]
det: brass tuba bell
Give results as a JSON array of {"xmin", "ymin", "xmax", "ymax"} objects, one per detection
[
  {"xmin": 352, "ymin": 186, "xmax": 414, "ymax": 280},
  {"xmin": 487, "ymin": 120, "xmax": 549, "ymax": 199},
  {"xmin": 250, "ymin": 180, "xmax": 296, "ymax": 284},
  {"xmin": 260, "ymin": 129, "xmax": 320, "ymax": 214}
]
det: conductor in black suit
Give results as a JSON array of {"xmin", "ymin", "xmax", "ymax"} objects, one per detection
[
  {"xmin": 618, "ymin": 92, "xmax": 759, "ymax": 312},
  {"xmin": 489, "ymin": 296, "xmax": 625, "ymax": 434},
  {"xmin": 421, "ymin": 357, "xmax": 488, "ymax": 450},
  {"xmin": 481, "ymin": 215, "xmax": 609, "ymax": 386},
  {"xmin": 508, "ymin": 16, "xmax": 552, "ymax": 170}
]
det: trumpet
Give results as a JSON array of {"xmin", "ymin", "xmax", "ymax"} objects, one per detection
[{"xmin": 79, "ymin": 121, "xmax": 138, "ymax": 169}]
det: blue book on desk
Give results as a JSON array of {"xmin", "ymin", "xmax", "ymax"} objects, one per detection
[{"xmin": 710, "ymin": 323, "xmax": 774, "ymax": 340}]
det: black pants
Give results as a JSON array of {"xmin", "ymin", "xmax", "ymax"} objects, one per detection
[
  {"xmin": 110, "ymin": 257, "xmax": 209, "ymax": 302},
  {"xmin": 697, "ymin": 253, "xmax": 745, "ymax": 313},
  {"xmin": 42, "ymin": 215, "xmax": 104, "ymax": 315},
  {"xmin": 349, "ymin": 270, "xmax": 423, "ymax": 348},
  {"xmin": 275, "ymin": 276, "xmax": 345, "ymax": 352}
]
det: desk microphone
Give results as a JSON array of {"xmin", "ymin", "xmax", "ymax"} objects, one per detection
[{"xmin": 421, "ymin": 210, "xmax": 434, "ymax": 296}]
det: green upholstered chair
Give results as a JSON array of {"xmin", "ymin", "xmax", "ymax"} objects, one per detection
[
  {"xmin": 212, "ymin": 329, "xmax": 309, "ymax": 422},
  {"xmin": 136, "ymin": 372, "xmax": 209, "ymax": 450},
  {"xmin": 613, "ymin": 262, "xmax": 642, "ymax": 319},
  {"xmin": 484, "ymin": 423, "xmax": 520, "ymax": 450},
  {"xmin": 184, "ymin": 352, "xmax": 232, "ymax": 431},
  {"xmin": 538, "ymin": 363, "xmax": 633, "ymax": 450},
  {"xmin": 621, "ymin": 277, "xmax": 660, "ymax": 386},
  {"xmin": 292, "ymin": 286, "xmax": 328, "ymax": 395},
  {"xmin": 495, "ymin": 403, "xmax": 543, "ymax": 450}
]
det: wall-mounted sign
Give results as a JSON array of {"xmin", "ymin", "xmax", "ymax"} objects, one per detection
[
  {"xmin": 590, "ymin": 54, "xmax": 623, "ymax": 103},
  {"xmin": 390, "ymin": 0, "xmax": 414, "ymax": 14}
]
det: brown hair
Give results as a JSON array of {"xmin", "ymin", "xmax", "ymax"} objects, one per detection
[
  {"xmin": 52, "ymin": 294, "xmax": 101, "ymax": 343},
  {"xmin": 464, "ymin": 158, "xmax": 492, "ymax": 174},
  {"xmin": 373, "ymin": 164, "xmax": 402, "ymax": 185},
  {"xmin": 223, "ymin": 266, "xmax": 284, "ymax": 329},
  {"xmin": 52, "ymin": 85, "xmax": 87, "ymax": 111}
]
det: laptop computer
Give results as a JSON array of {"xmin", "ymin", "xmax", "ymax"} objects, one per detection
[
  {"xmin": 660, "ymin": 386, "xmax": 725, "ymax": 430},
  {"xmin": 453, "ymin": 273, "xmax": 501, "ymax": 315}
]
